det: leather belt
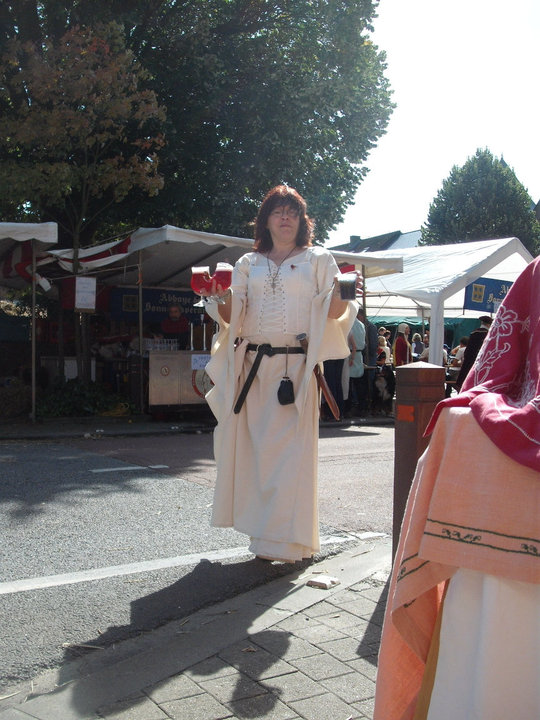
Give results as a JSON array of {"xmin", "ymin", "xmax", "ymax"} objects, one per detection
[
  {"xmin": 233, "ymin": 343, "xmax": 304, "ymax": 414},
  {"xmin": 245, "ymin": 343, "xmax": 305, "ymax": 354}
]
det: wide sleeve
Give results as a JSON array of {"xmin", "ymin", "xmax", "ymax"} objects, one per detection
[
  {"xmin": 204, "ymin": 254, "xmax": 251, "ymax": 421},
  {"xmin": 294, "ymin": 248, "xmax": 358, "ymax": 414},
  {"xmin": 310, "ymin": 248, "xmax": 358, "ymax": 363}
]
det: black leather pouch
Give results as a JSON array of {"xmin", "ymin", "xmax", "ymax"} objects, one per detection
[{"xmin": 277, "ymin": 377, "xmax": 295, "ymax": 405}]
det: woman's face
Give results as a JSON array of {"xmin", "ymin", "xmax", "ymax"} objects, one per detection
[{"xmin": 266, "ymin": 204, "xmax": 300, "ymax": 245}]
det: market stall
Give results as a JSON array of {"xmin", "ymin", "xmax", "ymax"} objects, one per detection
[
  {"xmin": 47, "ymin": 225, "xmax": 404, "ymax": 411},
  {"xmin": 0, "ymin": 222, "xmax": 58, "ymax": 421}
]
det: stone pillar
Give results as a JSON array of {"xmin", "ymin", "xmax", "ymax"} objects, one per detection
[{"xmin": 393, "ymin": 362, "xmax": 445, "ymax": 559}]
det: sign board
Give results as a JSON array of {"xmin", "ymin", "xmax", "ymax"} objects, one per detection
[
  {"xmin": 463, "ymin": 277, "xmax": 513, "ymax": 314},
  {"xmin": 75, "ymin": 276, "xmax": 97, "ymax": 312},
  {"xmin": 191, "ymin": 353, "xmax": 210, "ymax": 370},
  {"xmin": 109, "ymin": 287, "xmax": 200, "ymax": 321}
]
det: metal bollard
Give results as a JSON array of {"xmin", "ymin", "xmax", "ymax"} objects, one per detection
[{"xmin": 392, "ymin": 362, "xmax": 445, "ymax": 560}]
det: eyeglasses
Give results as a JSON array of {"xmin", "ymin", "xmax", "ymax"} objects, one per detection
[{"xmin": 270, "ymin": 207, "xmax": 300, "ymax": 219}]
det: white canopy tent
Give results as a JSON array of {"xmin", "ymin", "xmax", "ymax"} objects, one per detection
[
  {"xmin": 363, "ymin": 237, "xmax": 533, "ymax": 364},
  {"xmin": 0, "ymin": 222, "xmax": 59, "ymax": 421},
  {"xmin": 48, "ymin": 224, "xmax": 404, "ymax": 286},
  {"xmin": 0, "ymin": 222, "xmax": 57, "ymax": 247}
]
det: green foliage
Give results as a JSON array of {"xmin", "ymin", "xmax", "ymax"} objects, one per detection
[
  {"xmin": 0, "ymin": 378, "xmax": 31, "ymax": 418},
  {"xmin": 421, "ymin": 149, "xmax": 540, "ymax": 255},
  {"xmin": 36, "ymin": 378, "xmax": 132, "ymax": 417},
  {"xmin": 5, "ymin": 286, "xmax": 58, "ymax": 319},
  {"xmin": 1, "ymin": 1, "xmax": 393, "ymax": 243}
]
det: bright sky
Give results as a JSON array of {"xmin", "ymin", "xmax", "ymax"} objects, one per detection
[{"xmin": 328, "ymin": 0, "xmax": 540, "ymax": 246}]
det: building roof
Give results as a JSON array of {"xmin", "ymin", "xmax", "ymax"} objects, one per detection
[{"xmin": 333, "ymin": 229, "xmax": 421, "ymax": 253}]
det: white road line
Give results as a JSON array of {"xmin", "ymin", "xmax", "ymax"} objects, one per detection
[
  {"xmin": 0, "ymin": 547, "xmax": 251, "ymax": 596},
  {"xmin": 91, "ymin": 466, "xmax": 146, "ymax": 473},
  {"xmin": 90, "ymin": 465, "xmax": 170, "ymax": 473},
  {"xmin": 0, "ymin": 535, "xmax": 354, "ymax": 596}
]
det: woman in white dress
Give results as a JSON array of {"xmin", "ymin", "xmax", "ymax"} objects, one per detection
[{"xmin": 202, "ymin": 186, "xmax": 358, "ymax": 562}]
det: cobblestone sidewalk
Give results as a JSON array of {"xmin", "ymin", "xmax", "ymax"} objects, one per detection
[{"xmin": 0, "ymin": 542, "xmax": 391, "ymax": 720}]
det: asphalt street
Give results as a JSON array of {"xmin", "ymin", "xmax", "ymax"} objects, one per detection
[{"xmin": 0, "ymin": 423, "xmax": 394, "ymax": 693}]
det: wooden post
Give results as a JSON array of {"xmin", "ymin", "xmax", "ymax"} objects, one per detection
[
  {"xmin": 138, "ymin": 251, "xmax": 144, "ymax": 413},
  {"xmin": 30, "ymin": 241, "xmax": 37, "ymax": 423},
  {"xmin": 393, "ymin": 362, "xmax": 445, "ymax": 559}
]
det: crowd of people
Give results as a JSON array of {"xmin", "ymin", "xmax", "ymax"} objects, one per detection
[{"xmin": 324, "ymin": 314, "xmax": 500, "ymax": 419}]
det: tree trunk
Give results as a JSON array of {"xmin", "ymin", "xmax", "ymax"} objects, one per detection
[
  {"xmin": 81, "ymin": 312, "xmax": 91, "ymax": 383},
  {"xmin": 57, "ymin": 299, "xmax": 65, "ymax": 382},
  {"xmin": 75, "ymin": 312, "xmax": 83, "ymax": 380}
]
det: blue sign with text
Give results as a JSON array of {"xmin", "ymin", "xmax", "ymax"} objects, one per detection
[
  {"xmin": 109, "ymin": 287, "xmax": 202, "ymax": 322},
  {"xmin": 463, "ymin": 277, "xmax": 513, "ymax": 313}
]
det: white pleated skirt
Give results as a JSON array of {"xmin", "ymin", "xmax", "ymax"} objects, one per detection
[
  {"xmin": 211, "ymin": 333, "xmax": 320, "ymax": 562},
  {"xmin": 426, "ymin": 568, "xmax": 540, "ymax": 720}
]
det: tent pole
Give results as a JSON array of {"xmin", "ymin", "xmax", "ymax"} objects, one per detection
[
  {"xmin": 362, "ymin": 264, "xmax": 373, "ymax": 411},
  {"xmin": 31, "ymin": 241, "xmax": 37, "ymax": 423},
  {"xmin": 138, "ymin": 251, "xmax": 144, "ymax": 413},
  {"xmin": 428, "ymin": 298, "xmax": 445, "ymax": 366},
  {"xmin": 362, "ymin": 264, "xmax": 368, "ymax": 349}
]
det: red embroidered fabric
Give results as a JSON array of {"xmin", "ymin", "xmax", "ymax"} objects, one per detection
[{"xmin": 425, "ymin": 256, "xmax": 540, "ymax": 473}]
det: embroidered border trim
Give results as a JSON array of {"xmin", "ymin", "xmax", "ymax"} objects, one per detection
[
  {"xmin": 396, "ymin": 553, "xmax": 429, "ymax": 584},
  {"xmin": 424, "ymin": 518, "xmax": 539, "ymax": 558}
]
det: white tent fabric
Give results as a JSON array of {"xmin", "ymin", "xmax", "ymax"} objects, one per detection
[
  {"xmin": 0, "ymin": 222, "xmax": 57, "ymax": 246},
  {"xmin": 127, "ymin": 225, "xmax": 404, "ymax": 282},
  {"xmin": 49, "ymin": 237, "xmax": 132, "ymax": 273},
  {"xmin": 44, "ymin": 224, "xmax": 403, "ymax": 288},
  {"xmin": 364, "ymin": 237, "xmax": 533, "ymax": 364}
]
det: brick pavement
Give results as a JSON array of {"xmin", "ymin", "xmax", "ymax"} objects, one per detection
[
  {"xmin": 0, "ymin": 542, "xmax": 391, "ymax": 720},
  {"xmin": 98, "ymin": 572, "xmax": 387, "ymax": 720}
]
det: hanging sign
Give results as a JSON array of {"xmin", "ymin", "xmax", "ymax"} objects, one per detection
[
  {"xmin": 463, "ymin": 277, "xmax": 513, "ymax": 314},
  {"xmin": 109, "ymin": 287, "xmax": 198, "ymax": 321},
  {"xmin": 75, "ymin": 276, "xmax": 97, "ymax": 312}
]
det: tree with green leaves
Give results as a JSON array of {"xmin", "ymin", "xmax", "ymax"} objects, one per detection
[
  {"xmin": 0, "ymin": 20, "xmax": 166, "ymax": 381},
  {"xmin": 1, "ymin": 1, "xmax": 393, "ymax": 243},
  {"xmin": 0, "ymin": 21, "xmax": 165, "ymax": 253},
  {"xmin": 421, "ymin": 149, "xmax": 540, "ymax": 256}
]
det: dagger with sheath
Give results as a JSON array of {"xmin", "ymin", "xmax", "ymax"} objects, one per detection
[{"xmin": 296, "ymin": 333, "xmax": 340, "ymax": 421}]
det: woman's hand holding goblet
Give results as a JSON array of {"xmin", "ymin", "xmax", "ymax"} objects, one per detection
[
  {"xmin": 210, "ymin": 262, "xmax": 233, "ymax": 303},
  {"xmin": 191, "ymin": 266, "xmax": 212, "ymax": 307},
  {"xmin": 191, "ymin": 262, "xmax": 233, "ymax": 306}
]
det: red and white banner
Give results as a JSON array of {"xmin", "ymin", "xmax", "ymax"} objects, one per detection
[
  {"xmin": 52, "ymin": 236, "xmax": 132, "ymax": 273},
  {"xmin": 1, "ymin": 240, "xmax": 54, "ymax": 289},
  {"xmin": 1, "ymin": 236, "xmax": 132, "ymax": 290}
]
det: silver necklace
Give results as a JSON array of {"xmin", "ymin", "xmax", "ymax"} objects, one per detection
[{"xmin": 266, "ymin": 247, "xmax": 296, "ymax": 293}]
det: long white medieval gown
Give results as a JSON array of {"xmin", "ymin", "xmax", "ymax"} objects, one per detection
[{"xmin": 204, "ymin": 247, "xmax": 357, "ymax": 562}]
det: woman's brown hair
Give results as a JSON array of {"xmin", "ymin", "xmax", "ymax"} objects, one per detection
[{"xmin": 253, "ymin": 185, "xmax": 314, "ymax": 253}]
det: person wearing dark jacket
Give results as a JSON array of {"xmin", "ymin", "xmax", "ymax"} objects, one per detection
[
  {"xmin": 356, "ymin": 307, "xmax": 378, "ymax": 416},
  {"xmin": 455, "ymin": 315, "xmax": 493, "ymax": 391}
]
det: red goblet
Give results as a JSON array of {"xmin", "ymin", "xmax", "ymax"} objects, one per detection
[
  {"xmin": 191, "ymin": 266, "xmax": 212, "ymax": 307},
  {"xmin": 212, "ymin": 262, "xmax": 233, "ymax": 301}
]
